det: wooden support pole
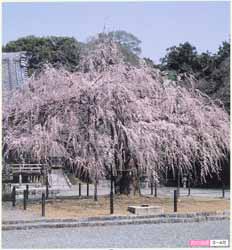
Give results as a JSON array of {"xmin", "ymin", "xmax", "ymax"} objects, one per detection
[
  {"xmin": 222, "ymin": 183, "xmax": 225, "ymax": 198},
  {"xmin": 46, "ymin": 176, "xmax": 49, "ymax": 200},
  {"xmin": 188, "ymin": 173, "xmax": 192, "ymax": 196},
  {"xmin": 154, "ymin": 181, "xmax": 157, "ymax": 197},
  {"xmin": 87, "ymin": 182, "xmax": 89, "ymax": 197},
  {"xmin": 177, "ymin": 170, "xmax": 180, "ymax": 198},
  {"xmin": 174, "ymin": 190, "xmax": 177, "ymax": 212},
  {"xmin": 188, "ymin": 180, "xmax": 191, "ymax": 196},
  {"xmin": 150, "ymin": 175, "xmax": 154, "ymax": 195},
  {"xmin": 42, "ymin": 193, "xmax": 45, "ymax": 217},
  {"xmin": 94, "ymin": 182, "xmax": 98, "ymax": 201},
  {"xmin": 23, "ymin": 190, "xmax": 27, "ymax": 210},
  {"xmin": 110, "ymin": 166, "xmax": 114, "ymax": 214},
  {"xmin": 26, "ymin": 184, "xmax": 29, "ymax": 200},
  {"xmin": 79, "ymin": 183, "xmax": 82, "ymax": 197},
  {"xmin": 12, "ymin": 186, "xmax": 16, "ymax": 207},
  {"xmin": 114, "ymin": 179, "xmax": 117, "ymax": 195}
]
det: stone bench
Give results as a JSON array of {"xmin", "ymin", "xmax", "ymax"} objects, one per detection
[{"xmin": 128, "ymin": 204, "xmax": 164, "ymax": 215}]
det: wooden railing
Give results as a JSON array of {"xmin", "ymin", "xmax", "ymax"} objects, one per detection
[{"xmin": 5, "ymin": 164, "xmax": 49, "ymax": 175}]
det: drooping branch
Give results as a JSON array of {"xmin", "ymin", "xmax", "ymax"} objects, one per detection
[{"xmin": 3, "ymin": 41, "xmax": 230, "ymax": 183}]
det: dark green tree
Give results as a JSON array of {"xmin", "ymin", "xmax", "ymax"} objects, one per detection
[
  {"xmin": 3, "ymin": 36, "xmax": 82, "ymax": 75},
  {"xmin": 196, "ymin": 51, "xmax": 216, "ymax": 78},
  {"xmin": 143, "ymin": 57, "xmax": 155, "ymax": 67},
  {"xmin": 160, "ymin": 40, "xmax": 230, "ymax": 113},
  {"xmin": 160, "ymin": 42, "xmax": 199, "ymax": 73},
  {"xmin": 215, "ymin": 41, "xmax": 230, "ymax": 65}
]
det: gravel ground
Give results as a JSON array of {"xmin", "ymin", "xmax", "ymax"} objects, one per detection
[
  {"xmin": 9, "ymin": 184, "xmax": 230, "ymax": 200},
  {"xmin": 2, "ymin": 220, "xmax": 230, "ymax": 248},
  {"xmin": 58, "ymin": 185, "xmax": 230, "ymax": 198},
  {"xmin": 2, "ymin": 202, "xmax": 40, "ymax": 221}
]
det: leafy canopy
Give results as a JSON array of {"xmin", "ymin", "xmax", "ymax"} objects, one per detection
[
  {"xmin": 160, "ymin": 42, "xmax": 199, "ymax": 73},
  {"xmin": 3, "ymin": 35, "xmax": 82, "ymax": 75},
  {"xmin": 160, "ymin": 40, "xmax": 230, "ymax": 76},
  {"xmin": 3, "ymin": 31, "xmax": 143, "ymax": 73}
]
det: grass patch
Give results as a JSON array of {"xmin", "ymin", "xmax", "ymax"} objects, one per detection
[{"xmin": 23, "ymin": 195, "xmax": 230, "ymax": 219}]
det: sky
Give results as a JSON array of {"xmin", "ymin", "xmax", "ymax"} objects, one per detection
[{"xmin": 2, "ymin": 1, "xmax": 230, "ymax": 62}]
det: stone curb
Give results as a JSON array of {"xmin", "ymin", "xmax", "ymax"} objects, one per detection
[
  {"xmin": 2, "ymin": 214, "xmax": 230, "ymax": 231},
  {"xmin": 2, "ymin": 210, "xmax": 230, "ymax": 225}
]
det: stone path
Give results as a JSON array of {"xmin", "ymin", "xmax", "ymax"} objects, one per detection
[
  {"xmin": 49, "ymin": 169, "xmax": 71, "ymax": 190},
  {"xmin": 2, "ymin": 220, "xmax": 230, "ymax": 248},
  {"xmin": 57, "ymin": 184, "xmax": 230, "ymax": 199}
]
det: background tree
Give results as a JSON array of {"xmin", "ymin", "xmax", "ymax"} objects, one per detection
[
  {"xmin": 3, "ymin": 36, "xmax": 82, "ymax": 75},
  {"xmin": 107, "ymin": 30, "xmax": 142, "ymax": 55},
  {"xmin": 160, "ymin": 40, "xmax": 230, "ymax": 113},
  {"xmin": 86, "ymin": 30, "xmax": 142, "ymax": 66},
  {"xmin": 160, "ymin": 42, "xmax": 199, "ymax": 73},
  {"xmin": 160, "ymin": 40, "xmax": 230, "ymax": 77},
  {"xmin": 196, "ymin": 51, "xmax": 215, "ymax": 78},
  {"xmin": 143, "ymin": 57, "xmax": 160, "ymax": 69},
  {"xmin": 216, "ymin": 40, "xmax": 230, "ymax": 65}
]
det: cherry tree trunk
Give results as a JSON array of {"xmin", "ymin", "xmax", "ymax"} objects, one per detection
[{"xmin": 114, "ymin": 173, "xmax": 140, "ymax": 195}]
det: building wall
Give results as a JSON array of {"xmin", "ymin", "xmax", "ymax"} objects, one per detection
[{"xmin": 2, "ymin": 52, "xmax": 28, "ymax": 91}]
